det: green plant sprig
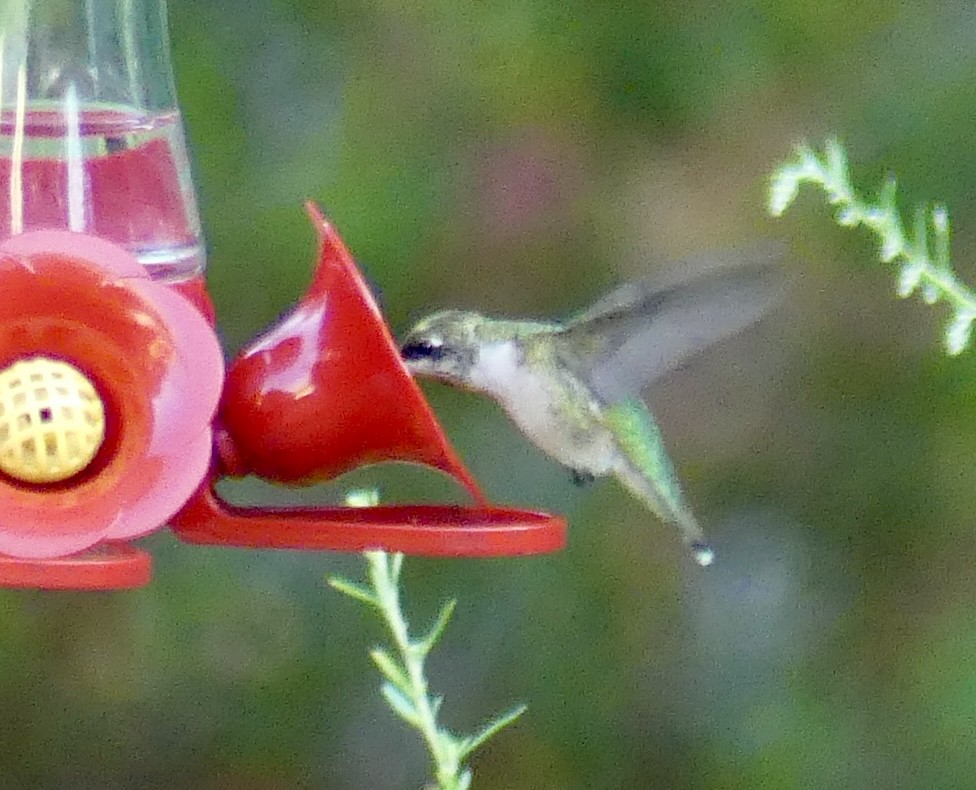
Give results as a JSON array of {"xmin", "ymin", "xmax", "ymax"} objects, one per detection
[
  {"xmin": 329, "ymin": 550, "xmax": 525, "ymax": 790},
  {"xmin": 769, "ymin": 138, "xmax": 976, "ymax": 355}
]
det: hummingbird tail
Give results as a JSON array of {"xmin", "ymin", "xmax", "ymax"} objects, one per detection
[
  {"xmin": 689, "ymin": 540, "xmax": 715, "ymax": 567},
  {"xmin": 604, "ymin": 399, "xmax": 714, "ymax": 567},
  {"xmin": 613, "ymin": 461, "xmax": 714, "ymax": 567}
]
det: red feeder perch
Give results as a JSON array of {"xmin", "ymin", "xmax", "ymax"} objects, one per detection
[{"xmin": 0, "ymin": 1, "xmax": 565, "ymax": 589}]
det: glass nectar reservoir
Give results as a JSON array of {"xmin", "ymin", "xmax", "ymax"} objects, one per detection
[{"xmin": 0, "ymin": 0, "xmax": 204, "ymax": 280}]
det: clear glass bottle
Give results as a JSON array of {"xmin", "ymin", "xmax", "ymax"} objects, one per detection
[{"xmin": 0, "ymin": 0, "xmax": 205, "ymax": 281}]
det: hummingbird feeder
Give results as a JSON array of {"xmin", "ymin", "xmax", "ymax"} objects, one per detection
[{"xmin": 0, "ymin": 0, "xmax": 565, "ymax": 589}]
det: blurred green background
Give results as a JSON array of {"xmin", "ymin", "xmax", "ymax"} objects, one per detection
[{"xmin": 6, "ymin": 0, "xmax": 976, "ymax": 787}]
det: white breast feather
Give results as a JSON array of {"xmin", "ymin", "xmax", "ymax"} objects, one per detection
[
  {"xmin": 470, "ymin": 341, "xmax": 552, "ymax": 428},
  {"xmin": 469, "ymin": 341, "xmax": 615, "ymax": 473}
]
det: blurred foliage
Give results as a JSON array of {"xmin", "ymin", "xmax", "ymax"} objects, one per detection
[{"xmin": 5, "ymin": 0, "xmax": 976, "ymax": 787}]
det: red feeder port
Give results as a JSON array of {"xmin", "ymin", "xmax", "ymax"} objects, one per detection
[{"xmin": 175, "ymin": 204, "xmax": 566, "ymax": 558}]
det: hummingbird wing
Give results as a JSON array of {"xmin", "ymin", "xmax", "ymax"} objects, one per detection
[{"xmin": 555, "ymin": 245, "xmax": 784, "ymax": 403}]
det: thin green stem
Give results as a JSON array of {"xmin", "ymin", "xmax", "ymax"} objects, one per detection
[
  {"xmin": 329, "ymin": 509, "xmax": 524, "ymax": 790},
  {"xmin": 365, "ymin": 551, "xmax": 466, "ymax": 788},
  {"xmin": 769, "ymin": 138, "xmax": 976, "ymax": 355}
]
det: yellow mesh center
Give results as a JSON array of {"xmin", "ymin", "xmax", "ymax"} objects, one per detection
[{"xmin": 0, "ymin": 357, "xmax": 106, "ymax": 484}]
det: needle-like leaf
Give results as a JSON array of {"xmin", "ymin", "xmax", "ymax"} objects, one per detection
[
  {"xmin": 770, "ymin": 139, "xmax": 976, "ymax": 356},
  {"xmin": 329, "ymin": 548, "xmax": 525, "ymax": 790}
]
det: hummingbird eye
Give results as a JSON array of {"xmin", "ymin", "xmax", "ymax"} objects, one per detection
[{"xmin": 401, "ymin": 338, "xmax": 447, "ymax": 362}]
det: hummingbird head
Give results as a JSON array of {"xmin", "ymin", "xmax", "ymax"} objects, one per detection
[{"xmin": 400, "ymin": 310, "xmax": 484, "ymax": 386}]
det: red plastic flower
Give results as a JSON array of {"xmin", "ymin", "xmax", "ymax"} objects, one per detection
[{"xmin": 0, "ymin": 230, "xmax": 223, "ymax": 558}]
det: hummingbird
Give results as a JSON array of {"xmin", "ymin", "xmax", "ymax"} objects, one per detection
[{"xmin": 400, "ymin": 251, "xmax": 782, "ymax": 566}]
